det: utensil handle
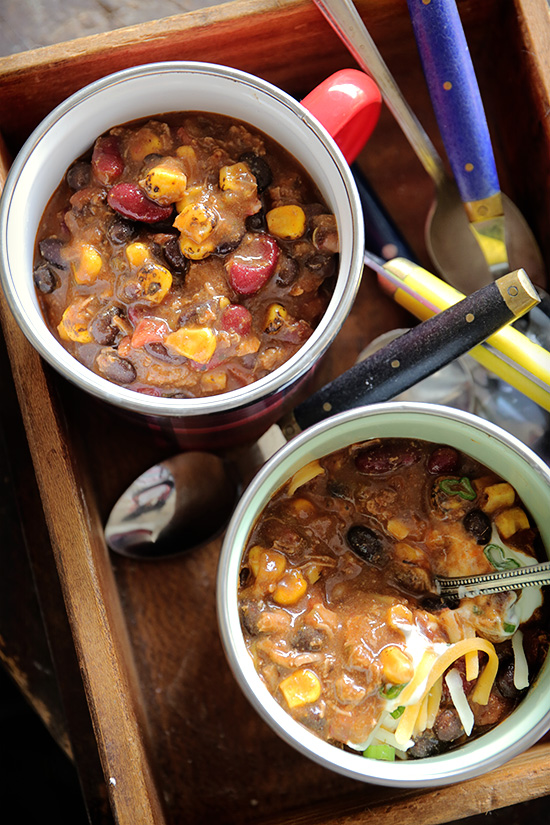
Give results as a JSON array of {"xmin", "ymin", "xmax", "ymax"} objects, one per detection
[
  {"xmin": 292, "ymin": 269, "xmax": 539, "ymax": 431},
  {"xmin": 407, "ymin": 0, "xmax": 500, "ymax": 204},
  {"xmin": 352, "ymin": 164, "xmax": 417, "ymax": 261},
  {"xmin": 312, "ymin": 0, "xmax": 447, "ymax": 186}
]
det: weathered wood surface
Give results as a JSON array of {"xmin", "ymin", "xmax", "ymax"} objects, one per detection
[{"xmin": 1, "ymin": 1, "xmax": 550, "ymax": 824}]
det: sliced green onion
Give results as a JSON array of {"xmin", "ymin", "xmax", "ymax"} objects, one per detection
[
  {"xmin": 380, "ymin": 683, "xmax": 405, "ymax": 699},
  {"xmin": 439, "ymin": 477, "xmax": 476, "ymax": 500},
  {"xmin": 363, "ymin": 744, "xmax": 396, "ymax": 761},
  {"xmin": 503, "ymin": 622, "xmax": 517, "ymax": 634},
  {"xmin": 390, "ymin": 706, "xmax": 405, "ymax": 719},
  {"xmin": 484, "ymin": 544, "xmax": 521, "ymax": 571}
]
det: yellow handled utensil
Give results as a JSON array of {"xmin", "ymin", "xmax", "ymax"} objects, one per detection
[{"xmin": 364, "ymin": 251, "xmax": 550, "ymax": 413}]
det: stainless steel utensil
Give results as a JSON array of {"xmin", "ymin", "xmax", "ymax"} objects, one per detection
[
  {"xmin": 312, "ymin": 0, "xmax": 546, "ymax": 293},
  {"xmin": 407, "ymin": 0, "xmax": 545, "ymax": 285},
  {"xmin": 436, "ymin": 561, "xmax": 550, "ymax": 599}
]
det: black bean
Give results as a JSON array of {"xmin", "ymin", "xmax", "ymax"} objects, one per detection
[
  {"xmin": 239, "ymin": 598, "xmax": 262, "ymax": 636},
  {"xmin": 390, "ymin": 562, "xmax": 431, "ymax": 595},
  {"xmin": 163, "ymin": 237, "xmax": 190, "ymax": 275},
  {"xmin": 239, "ymin": 152, "xmax": 273, "ymax": 191},
  {"xmin": 275, "ymin": 255, "xmax": 299, "ymax": 287},
  {"xmin": 66, "ymin": 161, "xmax": 91, "ymax": 191},
  {"xmin": 463, "ymin": 509, "xmax": 492, "ymax": 544},
  {"xmin": 108, "ymin": 218, "xmax": 137, "ymax": 245},
  {"xmin": 214, "ymin": 238, "xmax": 242, "ymax": 256},
  {"xmin": 90, "ymin": 306, "xmax": 122, "ymax": 345},
  {"xmin": 408, "ymin": 731, "xmax": 441, "ymax": 759},
  {"xmin": 346, "ymin": 525, "xmax": 387, "ymax": 567},
  {"xmin": 427, "ymin": 446, "xmax": 460, "ymax": 475},
  {"xmin": 327, "ymin": 480, "xmax": 350, "ymax": 500},
  {"xmin": 421, "ymin": 594, "xmax": 460, "ymax": 611},
  {"xmin": 33, "ymin": 263, "xmax": 58, "ymax": 294},
  {"xmin": 239, "ymin": 567, "xmax": 251, "ymax": 588},
  {"xmin": 496, "ymin": 659, "xmax": 525, "ymax": 699},
  {"xmin": 96, "ymin": 349, "xmax": 136, "ymax": 384},
  {"xmin": 38, "ymin": 237, "xmax": 67, "ymax": 269},
  {"xmin": 245, "ymin": 210, "xmax": 267, "ymax": 232},
  {"xmin": 292, "ymin": 627, "xmax": 326, "ymax": 652},
  {"xmin": 434, "ymin": 708, "xmax": 464, "ymax": 742},
  {"xmin": 303, "ymin": 252, "xmax": 336, "ymax": 278}
]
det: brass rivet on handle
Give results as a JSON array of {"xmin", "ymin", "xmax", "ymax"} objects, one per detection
[
  {"xmin": 465, "ymin": 313, "xmax": 475, "ymax": 323},
  {"xmin": 391, "ymin": 359, "xmax": 400, "ymax": 368},
  {"xmin": 508, "ymin": 285, "xmax": 519, "ymax": 297},
  {"xmin": 322, "ymin": 402, "xmax": 332, "ymax": 412}
]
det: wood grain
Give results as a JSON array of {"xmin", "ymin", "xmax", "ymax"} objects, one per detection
[{"xmin": 1, "ymin": 1, "xmax": 550, "ymax": 823}]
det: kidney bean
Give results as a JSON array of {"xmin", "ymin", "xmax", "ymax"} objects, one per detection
[
  {"xmin": 108, "ymin": 218, "xmax": 137, "ymax": 245},
  {"xmin": 463, "ymin": 509, "xmax": 492, "ymax": 544},
  {"xmin": 228, "ymin": 234, "xmax": 279, "ymax": 295},
  {"xmin": 239, "ymin": 152, "xmax": 273, "ymax": 191},
  {"xmin": 221, "ymin": 304, "xmax": 252, "ymax": 335},
  {"xmin": 96, "ymin": 349, "xmax": 136, "ymax": 384},
  {"xmin": 144, "ymin": 342, "xmax": 186, "ymax": 364},
  {"xmin": 163, "ymin": 237, "xmax": 190, "ymax": 275},
  {"xmin": 92, "ymin": 135, "xmax": 124, "ymax": 185},
  {"xmin": 33, "ymin": 263, "xmax": 58, "ymax": 294},
  {"xmin": 39, "ymin": 237, "xmax": 67, "ymax": 269},
  {"xmin": 346, "ymin": 525, "xmax": 387, "ymax": 567},
  {"xmin": 355, "ymin": 443, "xmax": 419, "ymax": 474},
  {"xmin": 66, "ymin": 161, "xmax": 92, "ymax": 191},
  {"xmin": 427, "ymin": 446, "xmax": 460, "ymax": 474},
  {"xmin": 90, "ymin": 305, "xmax": 123, "ymax": 345},
  {"xmin": 107, "ymin": 183, "xmax": 174, "ymax": 223}
]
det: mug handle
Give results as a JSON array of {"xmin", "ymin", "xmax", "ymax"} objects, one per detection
[{"xmin": 301, "ymin": 68, "xmax": 382, "ymax": 164}]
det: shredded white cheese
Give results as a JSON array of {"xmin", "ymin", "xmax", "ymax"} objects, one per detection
[
  {"xmin": 445, "ymin": 668, "xmax": 474, "ymax": 736},
  {"xmin": 512, "ymin": 629, "xmax": 529, "ymax": 690}
]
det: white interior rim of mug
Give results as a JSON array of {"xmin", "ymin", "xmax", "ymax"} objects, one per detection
[
  {"xmin": 217, "ymin": 402, "xmax": 550, "ymax": 787},
  {"xmin": 0, "ymin": 61, "xmax": 364, "ymax": 417}
]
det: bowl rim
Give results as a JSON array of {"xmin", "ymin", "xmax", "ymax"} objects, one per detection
[
  {"xmin": 217, "ymin": 401, "xmax": 550, "ymax": 787},
  {"xmin": 0, "ymin": 60, "xmax": 364, "ymax": 418}
]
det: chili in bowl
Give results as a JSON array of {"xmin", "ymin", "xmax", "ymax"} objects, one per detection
[
  {"xmin": 0, "ymin": 62, "xmax": 379, "ymax": 449},
  {"xmin": 217, "ymin": 402, "xmax": 550, "ymax": 787}
]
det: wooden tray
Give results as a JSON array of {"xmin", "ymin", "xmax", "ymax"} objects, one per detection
[{"xmin": 1, "ymin": 1, "xmax": 550, "ymax": 823}]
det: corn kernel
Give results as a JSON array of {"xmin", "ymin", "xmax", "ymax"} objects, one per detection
[
  {"xmin": 127, "ymin": 128, "xmax": 164, "ymax": 161},
  {"xmin": 179, "ymin": 238, "xmax": 215, "ymax": 260},
  {"xmin": 288, "ymin": 460, "xmax": 324, "ymax": 496},
  {"xmin": 482, "ymin": 482, "xmax": 516, "ymax": 513},
  {"xmin": 289, "ymin": 497, "xmax": 316, "ymax": 519},
  {"xmin": 379, "ymin": 645, "xmax": 414, "ymax": 685},
  {"xmin": 139, "ymin": 158, "xmax": 188, "ymax": 206},
  {"xmin": 386, "ymin": 603, "xmax": 413, "ymax": 630},
  {"xmin": 494, "ymin": 507, "xmax": 530, "ymax": 539},
  {"xmin": 247, "ymin": 545, "xmax": 264, "ymax": 577},
  {"xmin": 273, "ymin": 569, "xmax": 308, "ymax": 605},
  {"xmin": 387, "ymin": 518, "xmax": 410, "ymax": 540},
  {"xmin": 219, "ymin": 162, "xmax": 257, "ymax": 197},
  {"xmin": 266, "ymin": 204, "xmax": 306, "ymax": 240},
  {"xmin": 57, "ymin": 300, "xmax": 93, "ymax": 343},
  {"xmin": 174, "ymin": 202, "xmax": 217, "ymax": 244},
  {"xmin": 394, "ymin": 542, "xmax": 425, "ymax": 564},
  {"xmin": 126, "ymin": 242, "xmax": 150, "ymax": 267},
  {"xmin": 176, "ymin": 145, "xmax": 197, "ymax": 164},
  {"xmin": 304, "ymin": 563, "xmax": 322, "ymax": 585},
  {"xmin": 279, "ymin": 668, "xmax": 321, "ymax": 708},
  {"xmin": 72, "ymin": 244, "xmax": 102, "ymax": 285},
  {"xmin": 200, "ymin": 370, "xmax": 227, "ymax": 392},
  {"xmin": 135, "ymin": 263, "xmax": 172, "ymax": 304},
  {"xmin": 165, "ymin": 326, "xmax": 217, "ymax": 363},
  {"xmin": 263, "ymin": 303, "xmax": 288, "ymax": 334},
  {"xmin": 175, "ymin": 185, "xmax": 206, "ymax": 212}
]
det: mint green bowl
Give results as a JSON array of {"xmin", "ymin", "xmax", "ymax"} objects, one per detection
[{"xmin": 217, "ymin": 402, "xmax": 550, "ymax": 787}]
